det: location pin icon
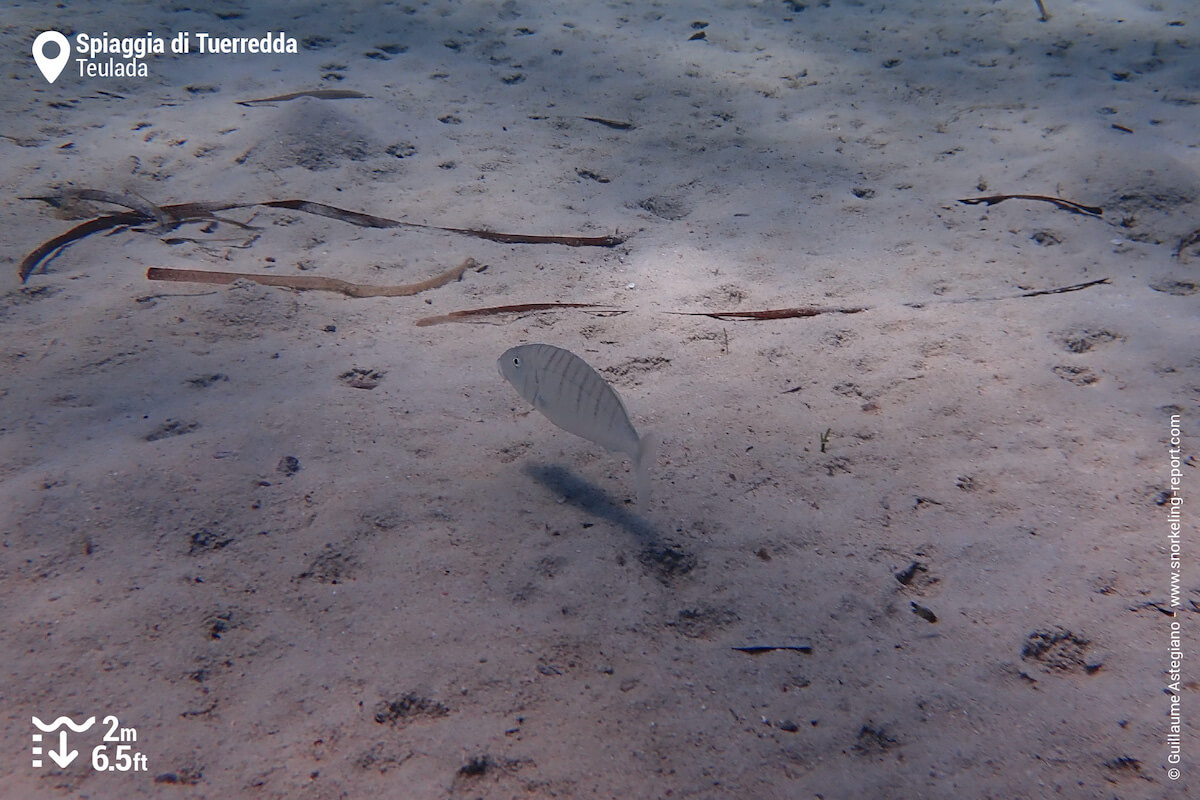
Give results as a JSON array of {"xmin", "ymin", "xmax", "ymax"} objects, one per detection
[{"xmin": 33, "ymin": 31, "xmax": 70, "ymax": 84}]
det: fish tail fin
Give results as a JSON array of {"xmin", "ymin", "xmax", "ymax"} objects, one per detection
[{"xmin": 634, "ymin": 430, "xmax": 657, "ymax": 509}]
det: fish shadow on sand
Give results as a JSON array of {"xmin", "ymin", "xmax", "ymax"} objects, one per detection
[{"xmin": 522, "ymin": 462, "xmax": 658, "ymax": 545}]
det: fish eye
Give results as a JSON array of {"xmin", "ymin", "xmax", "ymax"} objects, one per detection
[{"xmin": 512, "ymin": 357, "xmax": 520, "ymax": 367}]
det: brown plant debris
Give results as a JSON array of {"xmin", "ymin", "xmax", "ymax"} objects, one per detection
[
  {"xmin": 26, "ymin": 188, "xmax": 171, "ymax": 229},
  {"xmin": 19, "ymin": 192, "xmax": 626, "ymax": 282},
  {"xmin": 415, "ymin": 302, "xmax": 625, "ymax": 327},
  {"xmin": 668, "ymin": 305, "xmax": 870, "ymax": 321},
  {"xmin": 580, "ymin": 116, "xmax": 635, "ymax": 130},
  {"xmin": 673, "ymin": 279, "xmax": 1108, "ymax": 323},
  {"xmin": 147, "ymin": 257, "xmax": 478, "ymax": 297},
  {"xmin": 903, "ymin": 278, "xmax": 1111, "ymax": 309},
  {"xmin": 236, "ymin": 89, "xmax": 372, "ymax": 106},
  {"xmin": 1016, "ymin": 277, "xmax": 1111, "ymax": 297},
  {"xmin": 958, "ymin": 194, "xmax": 1103, "ymax": 217},
  {"xmin": 731, "ymin": 644, "xmax": 813, "ymax": 655}
]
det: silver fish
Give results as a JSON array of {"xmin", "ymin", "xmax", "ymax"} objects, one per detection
[{"xmin": 498, "ymin": 343, "xmax": 654, "ymax": 506}]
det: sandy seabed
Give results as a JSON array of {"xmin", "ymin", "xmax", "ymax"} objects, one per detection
[{"xmin": 1, "ymin": 1, "xmax": 1198, "ymax": 798}]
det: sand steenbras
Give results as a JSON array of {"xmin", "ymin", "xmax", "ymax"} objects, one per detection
[{"xmin": 498, "ymin": 343, "xmax": 654, "ymax": 506}]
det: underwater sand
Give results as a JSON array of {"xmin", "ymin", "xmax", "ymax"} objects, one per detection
[{"xmin": 1, "ymin": 1, "xmax": 1197, "ymax": 797}]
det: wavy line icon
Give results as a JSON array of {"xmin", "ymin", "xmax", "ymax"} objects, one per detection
[{"xmin": 31, "ymin": 716, "xmax": 96, "ymax": 733}]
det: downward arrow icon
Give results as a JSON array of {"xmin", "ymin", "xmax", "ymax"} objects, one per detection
[{"xmin": 48, "ymin": 731, "xmax": 77, "ymax": 768}]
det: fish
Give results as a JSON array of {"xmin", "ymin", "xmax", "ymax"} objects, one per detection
[{"xmin": 498, "ymin": 343, "xmax": 654, "ymax": 506}]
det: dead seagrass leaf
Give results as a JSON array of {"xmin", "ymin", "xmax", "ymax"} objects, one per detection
[
  {"xmin": 236, "ymin": 89, "xmax": 372, "ymax": 106},
  {"xmin": 146, "ymin": 257, "xmax": 478, "ymax": 297},
  {"xmin": 19, "ymin": 192, "xmax": 627, "ymax": 282},
  {"xmin": 416, "ymin": 303, "xmax": 625, "ymax": 327}
]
